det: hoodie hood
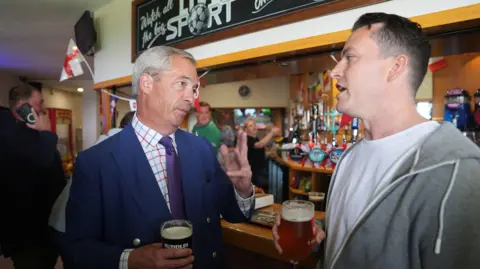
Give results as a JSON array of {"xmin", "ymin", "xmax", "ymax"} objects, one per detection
[
  {"xmin": 391, "ymin": 122, "xmax": 480, "ymax": 179},
  {"xmin": 390, "ymin": 122, "xmax": 480, "ymax": 255}
]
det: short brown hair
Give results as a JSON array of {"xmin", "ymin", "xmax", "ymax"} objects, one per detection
[
  {"xmin": 352, "ymin": 13, "xmax": 431, "ymax": 94},
  {"xmin": 199, "ymin": 101, "xmax": 212, "ymax": 111},
  {"xmin": 8, "ymin": 83, "xmax": 40, "ymax": 108}
]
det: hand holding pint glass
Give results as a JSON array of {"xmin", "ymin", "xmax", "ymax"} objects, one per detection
[
  {"xmin": 127, "ymin": 220, "xmax": 194, "ymax": 269},
  {"xmin": 272, "ymin": 200, "xmax": 325, "ymax": 268}
]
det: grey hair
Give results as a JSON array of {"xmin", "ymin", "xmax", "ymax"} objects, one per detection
[{"xmin": 132, "ymin": 46, "xmax": 196, "ymax": 97}]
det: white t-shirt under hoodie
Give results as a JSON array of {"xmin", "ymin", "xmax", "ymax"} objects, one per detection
[{"xmin": 325, "ymin": 121, "xmax": 440, "ymax": 268}]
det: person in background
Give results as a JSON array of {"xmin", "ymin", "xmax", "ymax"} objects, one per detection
[
  {"xmin": 48, "ymin": 111, "xmax": 136, "ymax": 269},
  {"xmin": 65, "ymin": 46, "xmax": 254, "ymax": 269},
  {"xmin": 192, "ymin": 101, "xmax": 221, "ymax": 150},
  {"xmin": 244, "ymin": 119, "xmax": 280, "ymax": 188},
  {"xmin": 273, "ymin": 12, "xmax": 480, "ymax": 269},
  {"xmin": 96, "ymin": 111, "xmax": 135, "ymax": 144},
  {"xmin": 0, "ymin": 84, "xmax": 65, "ymax": 269},
  {"xmin": 217, "ymin": 110, "xmax": 235, "ymax": 147},
  {"xmin": 264, "ymin": 123, "xmax": 276, "ymax": 148}
]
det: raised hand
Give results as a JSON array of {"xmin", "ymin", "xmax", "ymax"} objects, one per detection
[
  {"xmin": 219, "ymin": 130, "xmax": 253, "ymax": 198},
  {"xmin": 26, "ymin": 108, "xmax": 51, "ymax": 132}
]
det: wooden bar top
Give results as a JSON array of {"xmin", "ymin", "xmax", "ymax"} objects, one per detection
[
  {"xmin": 267, "ymin": 151, "xmax": 334, "ymax": 174},
  {"xmin": 221, "ymin": 204, "xmax": 325, "ymax": 268}
]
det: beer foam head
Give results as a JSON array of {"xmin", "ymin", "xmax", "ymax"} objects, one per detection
[
  {"xmin": 161, "ymin": 226, "xmax": 192, "ymax": 240},
  {"xmin": 309, "ymin": 196, "xmax": 325, "ymax": 202},
  {"xmin": 282, "ymin": 207, "xmax": 315, "ymax": 222}
]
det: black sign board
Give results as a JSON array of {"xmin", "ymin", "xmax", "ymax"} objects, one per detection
[{"xmin": 133, "ymin": 0, "xmax": 339, "ymax": 57}]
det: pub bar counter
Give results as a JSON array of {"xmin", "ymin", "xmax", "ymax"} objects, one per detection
[{"xmin": 222, "ymin": 204, "xmax": 325, "ymax": 269}]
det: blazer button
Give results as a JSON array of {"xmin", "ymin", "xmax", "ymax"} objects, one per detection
[
  {"xmin": 133, "ymin": 238, "xmax": 141, "ymax": 247},
  {"xmin": 212, "ymin": 252, "xmax": 217, "ymax": 258},
  {"xmin": 206, "ymin": 217, "xmax": 211, "ymax": 223}
]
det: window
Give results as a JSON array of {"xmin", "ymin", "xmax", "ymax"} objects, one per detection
[{"xmin": 416, "ymin": 101, "xmax": 433, "ymax": 120}]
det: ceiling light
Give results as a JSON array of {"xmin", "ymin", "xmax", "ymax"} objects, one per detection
[{"xmin": 77, "ymin": 87, "xmax": 84, "ymax": 92}]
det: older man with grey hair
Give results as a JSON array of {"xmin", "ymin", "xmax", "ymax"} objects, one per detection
[{"xmin": 65, "ymin": 46, "xmax": 255, "ymax": 269}]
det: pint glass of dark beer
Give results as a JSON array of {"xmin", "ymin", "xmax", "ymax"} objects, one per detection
[
  {"xmin": 160, "ymin": 220, "xmax": 193, "ymax": 249},
  {"xmin": 308, "ymin": 192, "xmax": 325, "ymax": 211},
  {"xmin": 278, "ymin": 200, "xmax": 315, "ymax": 266}
]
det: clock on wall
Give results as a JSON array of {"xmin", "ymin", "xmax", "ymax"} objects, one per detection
[{"xmin": 238, "ymin": 85, "xmax": 251, "ymax": 98}]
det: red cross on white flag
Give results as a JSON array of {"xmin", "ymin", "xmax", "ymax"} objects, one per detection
[
  {"xmin": 60, "ymin": 39, "xmax": 84, "ymax": 82},
  {"xmin": 194, "ymin": 78, "xmax": 201, "ymax": 112}
]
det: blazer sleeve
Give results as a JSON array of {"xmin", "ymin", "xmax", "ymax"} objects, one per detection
[
  {"xmin": 204, "ymin": 139, "xmax": 254, "ymax": 223},
  {"xmin": 65, "ymin": 152, "xmax": 125, "ymax": 269}
]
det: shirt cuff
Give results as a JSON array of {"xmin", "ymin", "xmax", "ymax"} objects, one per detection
[
  {"xmin": 234, "ymin": 184, "xmax": 255, "ymax": 217},
  {"xmin": 119, "ymin": 249, "xmax": 133, "ymax": 269}
]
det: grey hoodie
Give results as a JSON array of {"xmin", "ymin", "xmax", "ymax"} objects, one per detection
[{"xmin": 321, "ymin": 122, "xmax": 480, "ymax": 269}]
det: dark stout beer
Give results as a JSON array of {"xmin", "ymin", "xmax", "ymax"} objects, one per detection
[
  {"xmin": 308, "ymin": 192, "xmax": 325, "ymax": 211},
  {"xmin": 161, "ymin": 220, "xmax": 193, "ymax": 249},
  {"xmin": 278, "ymin": 200, "xmax": 315, "ymax": 262}
]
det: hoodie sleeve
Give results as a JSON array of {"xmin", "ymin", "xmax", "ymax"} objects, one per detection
[{"xmin": 420, "ymin": 158, "xmax": 480, "ymax": 269}]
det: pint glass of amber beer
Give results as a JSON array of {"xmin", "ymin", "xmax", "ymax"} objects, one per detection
[
  {"xmin": 161, "ymin": 220, "xmax": 193, "ymax": 250},
  {"xmin": 278, "ymin": 200, "xmax": 315, "ymax": 267}
]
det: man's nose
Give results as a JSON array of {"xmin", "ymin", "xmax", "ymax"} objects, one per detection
[
  {"xmin": 184, "ymin": 89, "xmax": 194, "ymax": 104},
  {"xmin": 330, "ymin": 62, "xmax": 343, "ymax": 80}
]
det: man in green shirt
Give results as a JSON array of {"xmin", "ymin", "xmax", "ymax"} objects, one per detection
[{"xmin": 192, "ymin": 102, "xmax": 221, "ymax": 150}]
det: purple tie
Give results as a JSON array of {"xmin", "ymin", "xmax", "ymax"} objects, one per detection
[{"xmin": 159, "ymin": 136, "xmax": 186, "ymax": 220}]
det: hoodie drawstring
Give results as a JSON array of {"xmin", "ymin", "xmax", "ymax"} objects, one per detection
[{"xmin": 434, "ymin": 160, "xmax": 460, "ymax": 255}]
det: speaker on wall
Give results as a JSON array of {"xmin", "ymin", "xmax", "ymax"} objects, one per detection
[{"xmin": 75, "ymin": 10, "xmax": 97, "ymax": 56}]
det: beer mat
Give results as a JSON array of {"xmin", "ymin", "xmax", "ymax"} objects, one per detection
[
  {"xmin": 250, "ymin": 210, "xmax": 278, "ymax": 227},
  {"xmin": 255, "ymin": 193, "xmax": 274, "ymax": 210},
  {"xmin": 250, "ymin": 210, "xmax": 323, "ymax": 228}
]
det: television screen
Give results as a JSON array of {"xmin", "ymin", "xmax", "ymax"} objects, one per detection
[
  {"xmin": 74, "ymin": 10, "xmax": 96, "ymax": 55},
  {"xmin": 233, "ymin": 108, "xmax": 272, "ymax": 129}
]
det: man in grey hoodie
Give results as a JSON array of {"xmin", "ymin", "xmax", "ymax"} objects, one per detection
[{"xmin": 273, "ymin": 13, "xmax": 480, "ymax": 269}]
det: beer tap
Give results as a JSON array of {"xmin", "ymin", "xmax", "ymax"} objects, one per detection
[
  {"xmin": 351, "ymin": 118, "xmax": 359, "ymax": 144},
  {"xmin": 342, "ymin": 125, "xmax": 348, "ymax": 145},
  {"xmin": 311, "ymin": 104, "xmax": 319, "ymax": 144}
]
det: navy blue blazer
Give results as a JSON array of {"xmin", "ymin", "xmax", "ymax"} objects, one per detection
[{"xmin": 65, "ymin": 125, "xmax": 253, "ymax": 269}]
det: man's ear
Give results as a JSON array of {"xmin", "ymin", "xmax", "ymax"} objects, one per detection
[
  {"xmin": 387, "ymin": 55, "xmax": 408, "ymax": 83},
  {"xmin": 139, "ymin": 73, "xmax": 154, "ymax": 95}
]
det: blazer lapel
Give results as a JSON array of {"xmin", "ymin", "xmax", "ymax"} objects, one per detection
[
  {"xmin": 112, "ymin": 125, "xmax": 172, "ymax": 227},
  {"xmin": 175, "ymin": 130, "xmax": 204, "ymax": 223}
]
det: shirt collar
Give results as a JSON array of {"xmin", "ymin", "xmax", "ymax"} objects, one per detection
[{"xmin": 132, "ymin": 114, "xmax": 176, "ymax": 150}]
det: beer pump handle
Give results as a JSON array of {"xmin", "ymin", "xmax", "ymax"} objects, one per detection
[
  {"xmin": 312, "ymin": 104, "xmax": 319, "ymax": 144},
  {"xmin": 351, "ymin": 118, "xmax": 359, "ymax": 143}
]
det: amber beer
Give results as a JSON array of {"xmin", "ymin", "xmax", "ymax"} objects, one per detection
[
  {"xmin": 161, "ymin": 220, "xmax": 193, "ymax": 250},
  {"xmin": 278, "ymin": 200, "xmax": 315, "ymax": 262}
]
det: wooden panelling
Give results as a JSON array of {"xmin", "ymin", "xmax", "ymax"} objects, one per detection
[
  {"xmin": 432, "ymin": 53, "xmax": 480, "ymax": 120},
  {"xmin": 195, "ymin": 4, "xmax": 480, "ymax": 70}
]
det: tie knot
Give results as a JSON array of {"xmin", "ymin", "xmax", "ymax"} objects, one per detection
[{"xmin": 159, "ymin": 136, "xmax": 174, "ymax": 155}]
